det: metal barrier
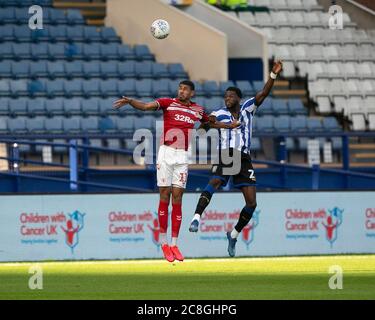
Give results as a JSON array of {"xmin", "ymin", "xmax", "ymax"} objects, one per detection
[{"xmin": 0, "ymin": 131, "xmax": 374, "ymax": 192}]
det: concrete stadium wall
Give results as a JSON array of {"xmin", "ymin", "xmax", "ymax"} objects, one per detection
[
  {"xmin": 106, "ymin": 0, "xmax": 228, "ymax": 81},
  {"xmin": 1, "ymin": 192, "xmax": 374, "ymax": 261}
]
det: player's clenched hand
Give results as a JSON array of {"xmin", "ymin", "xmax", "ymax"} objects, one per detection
[
  {"xmin": 113, "ymin": 96, "xmax": 133, "ymax": 109},
  {"xmin": 272, "ymin": 60, "xmax": 283, "ymax": 75}
]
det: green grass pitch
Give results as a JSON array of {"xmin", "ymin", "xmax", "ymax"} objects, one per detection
[{"xmin": 0, "ymin": 255, "xmax": 374, "ymax": 300}]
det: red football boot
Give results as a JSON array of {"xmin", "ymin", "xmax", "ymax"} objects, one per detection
[
  {"xmin": 170, "ymin": 245, "xmax": 184, "ymax": 261},
  {"xmin": 161, "ymin": 244, "xmax": 175, "ymax": 262}
]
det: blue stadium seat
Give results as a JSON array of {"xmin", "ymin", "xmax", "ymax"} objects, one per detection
[
  {"xmin": 83, "ymin": 43, "xmax": 101, "ymax": 60},
  {"xmin": 13, "ymin": 25, "xmax": 31, "ymax": 42},
  {"xmin": 83, "ymin": 61, "xmax": 101, "ymax": 78},
  {"xmin": 82, "ymin": 98, "xmax": 99, "ymax": 116},
  {"xmin": 117, "ymin": 44, "xmax": 136, "ymax": 60},
  {"xmin": 118, "ymin": 61, "xmax": 136, "ymax": 78},
  {"xmin": 63, "ymin": 116, "xmax": 80, "ymax": 133},
  {"xmin": 322, "ymin": 117, "xmax": 341, "ymax": 131},
  {"xmin": 236, "ymin": 81, "xmax": 255, "ymax": 97},
  {"xmin": 27, "ymin": 98, "xmax": 45, "ymax": 116},
  {"xmin": 205, "ymin": 97, "xmax": 223, "ymax": 113},
  {"xmin": 100, "ymin": 79, "xmax": 118, "ymax": 97},
  {"xmin": 100, "ymin": 27, "xmax": 119, "ymax": 43},
  {"xmin": 81, "ymin": 117, "xmax": 99, "ymax": 133},
  {"xmin": 135, "ymin": 79, "xmax": 152, "ymax": 97},
  {"xmin": 288, "ymin": 99, "xmax": 307, "ymax": 115},
  {"xmin": 82, "ymin": 79, "xmax": 100, "ymax": 96},
  {"xmin": 47, "ymin": 61, "xmax": 65, "ymax": 78},
  {"xmin": 99, "ymin": 43, "xmax": 119, "ymax": 60},
  {"xmin": 28, "ymin": 79, "xmax": 45, "ymax": 97},
  {"xmin": 0, "ymin": 25, "xmax": 14, "ymax": 42},
  {"xmin": 99, "ymin": 117, "xmax": 117, "ymax": 133},
  {"xmin": 290, "ymin": 115, "xmax": 308, "ymax": 132},
  {"xmin": 14, "ymin": 7, "xmax": 30, "ymax": 24},
  {"xmin": 116, "ymin": 116, "xmax": 135, "ymax": 134},
  {"xmin": 48, "ymin": 25, "xmax": 67, "ymax": 42},
  {"xmin": 273, "ymin": 115, "xmax": 290, "ymax": 132},
  {"xmin": 135, "ymin": 61, "xmax": 153, "ymax": 78},
  {"xmin": 34, "ymin": 139, "xmax": 49, "ymax": 153},
  {"xmin": 297, "ymin": 137, "xmax": 309, "ymax": 151},
  {"xmin": 0, "ymin": 98, "xmax": 9, "ymax": 115},
  {"xmin": 134, "ymin": 116, "xmax": 154, "ymax": 130},
  {"xmin": 0, "ymin": 8, "xmax": 16, "ymax": 24},
  {"xmin": 168, "ymin": 63, "xmax": 188, "ymax": 79},
  {"xmin": 251, "ymin": 137, "xmax": 261, "ymax": 152},
  {"xmin": 65, "ymin": 43, "xmax": 82, "ymax": 59},
  {"xmin": 152, "ymin": 63, "xmax": 170, "ymax": 79},
  {"xmin": 273, "ymin": 99, "xmax": 289, "ymax": 115},
  {"xmin": 10, "ymin": 79, "xmax": 28, "ymax": 96},
  {"xmin": 49, "ymin": 8, "xmax": 67, "ymax": 25},
  {"xmin": 48, "ymin": 43, "xmax": 66, "ymax": 60},
  {"xmin": 8, "ymin": 117, "xmax": 27, "ymax": 133},
  {"xmin": 107, "ymin": 138, "xmax": 121, "ymax": 149},
  {"xmin": 13, "ymin": 43, "xmax": 30, "ymax": 59},
  {"xmin": 193, "ymin": 82, "xmax": 205, "ymax": 97},
  {"xmin": 66, "ymin": 26, "xmax": 84, "ymax": 42},
  {"xmin": 256, "ymin": 116, "xmax": 274, "ymax": 133},
  {"xmin": 30, "ymin": 61, "xmax": 48, "ymax": 78},
  {"xmin": 252, "ymin": 81, "xmax": 264, "ymax": 92},
  {"xmin": 63, "ymin": 98, "xmax": 81, "ymax": 116},
  {"xmin": 0, "ymin": 116, "xmax": 8, "ymax": 133},
  {"xmin": 153, "ymin": 79, "xmax": 171, "ymax": 97},
  {"xmin": 66, "ymin": 9, "xmax": 84, "ymax": 25},
  {"xmin": 100, "ymin": 62, "xmax": 118, "ymax": 79},
  {"xmin": 0, "ymin": 61, "xmax": 12, "ymax": 77},
  {"xmin": 64, "ymin": 79, "xmax": 82, "ymax": 97},
  {"xmin": 203, "ymin": 81, "xmax": 221, "ymax": 97},
  {"xmin": 0, "ymin": 42, "xmax": 13, "ymax": 59},
  {"xmin": 30, "ymin": 43, "xmax": 48, "ymax": 60},
  {"xmin": 0, "ymin": 80, "xmax": 10, "ymax": 96},
  {"xmin": 257, "ymin": 97, "xmax": 273, "ymax": 115},
  {"xmin": 65, "ymin": 61, "xmax": 83, "ymax": 78},
  {"xmin": 83, "ymin": 26, "xmax": 101, "ymax": 42},
  {"xmin": 99, "ymin": 98, "xmax": 117, "ymax": 116},
  {"xmin": 118, "ymin": 79, "xmax": 136, "ymax": 96},
  {"xmin": 11, "ymin": 61, "xmax": 29, "ymax": 79},
  {"xmin": 194, "ymin": 97, "xmax": 206, "ymax": 108},
  {"xmin": 46, "ymin": 97, "xmax": 64, "ymax": 116},
  {"xmin": 134, "ymin": 45, "xmax": 154, "ymax": 61},
  {"xmin": 31, "ymin": 28, "xmax": 49, "ymax": 42},
  {"xmin": 26, "ymin": 117, "xmax": 45, "ymax": 133},
  {"xmin": 9, "ymin": 98, "xmax": 27, "ymax": 116},
  {"xmin": 219, "ymin": 81, "xmax": 236, "ymax": 94},
  {"xmin": 46, "ymin": 79, "xmax": 65, "ymax": 97},
  {"xmin": 307, "ymin": 118, "xmax": 323, "ymax": 132},
  {"xmin": 45, "ymin": 116, "xmax": 64, "ymax": 133}
]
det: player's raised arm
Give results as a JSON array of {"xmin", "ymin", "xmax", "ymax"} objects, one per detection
[
  {"xmin": 254, "ymin": 60, "xmax": 283, "ymax": 107},
  {"xmin": 113, "ymin": 96, "xmax": 159, "ymax": 111}
]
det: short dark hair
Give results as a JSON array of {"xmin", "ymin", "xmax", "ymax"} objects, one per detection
[
  {"xmin": 225, "ymin": 87, "xmax": 242, "ymax": 99},
  {"xmin": 179, "ymin": 80, "xmax": 195, "ymax": 91}
]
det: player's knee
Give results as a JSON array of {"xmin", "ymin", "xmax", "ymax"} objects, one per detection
[
  {"xmin": 246, "ymin": 200, "xmax": 257, "ymax": 208},
  {"xmin": 172, "ymin": 194, "xmax": 183, "ymax": 204},
  {"xmin": 159, "ymin": 189, "xmax": 171, "ymax": 202}
]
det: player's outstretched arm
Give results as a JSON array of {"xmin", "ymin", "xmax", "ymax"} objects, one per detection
[
  {"xmin": 113, "ymin": 96, "xmax": 158, "ymax": 111},
  {"xmin": 255, "ymin": 60, "xmax": 283, "ymax": 107},
  {"xmin": 208, "ymin": 115, "xmax": 241, "ymax": 129}
]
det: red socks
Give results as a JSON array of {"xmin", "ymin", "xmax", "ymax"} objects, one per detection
[
  {"xmin": 158, "ymin": 200, "xmax": 169, "ymax": 233},
  {"xmin": 172, "ymin": 203, "xmax": 182, "ymax": 238},
  {"xmin": 158, "ymin": 200, "xmax": 182, "ymax": 238}
]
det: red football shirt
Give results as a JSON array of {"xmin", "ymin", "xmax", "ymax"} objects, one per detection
[{"xmin": 156, "ymin": 98, "xmax": 209, "ymax": 151}]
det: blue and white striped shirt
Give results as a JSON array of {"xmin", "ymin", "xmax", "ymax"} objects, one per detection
[{"xmin": 211, "ymin": 97, "xmax": 257, "ymax": 154}]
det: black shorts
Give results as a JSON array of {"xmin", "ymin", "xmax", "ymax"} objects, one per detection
[{"xmin": 210, "ymin": 148, "xmax": 257, "ymax": 189}]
